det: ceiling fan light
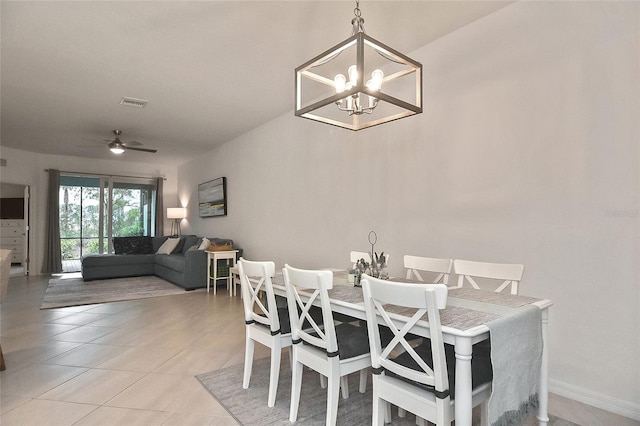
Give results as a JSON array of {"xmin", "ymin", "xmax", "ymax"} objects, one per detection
[{"xmin": 108, "ymin": 141, "xmax": 125, "ymax": 154}]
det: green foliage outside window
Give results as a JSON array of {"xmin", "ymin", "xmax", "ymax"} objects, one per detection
[{"xmin": 60, "ymin": 184, "xmax": 151, "ymax": 260}]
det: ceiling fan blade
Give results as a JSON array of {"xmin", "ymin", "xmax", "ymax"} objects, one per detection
[
  {"xmin": 103, "ymin": 138, "xmax": 142, "ymax": 146},
  {"xmin": 124, "ymin": 146, "xmax": 157, "ymax": 153}
]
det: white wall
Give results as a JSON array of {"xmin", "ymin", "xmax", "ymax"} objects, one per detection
[
  {"xmin": 0, "ymin": 146, "xmax": 179, "ymax": 274},
  {"xmin": 178, "ymin": 1, "xmax": 639, "ymax": 418}
]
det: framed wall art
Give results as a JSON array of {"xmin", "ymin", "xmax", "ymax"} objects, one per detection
[{"xmin": 198, "ymin": 177, "xmax": 227, "ymax": 217}]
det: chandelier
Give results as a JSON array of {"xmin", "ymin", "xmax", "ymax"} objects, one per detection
[{"xmin": 295, "ymin": 1, "xmax": 422, "ymax": 131}]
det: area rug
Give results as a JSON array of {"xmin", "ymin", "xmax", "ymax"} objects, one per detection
[
  {"xmin": 41, "ymin": 275, "xmax": 186, "ymax": 309},
  {"xmin": 196, "ymin": 357, "xmax": 579, "ymax": 426}
]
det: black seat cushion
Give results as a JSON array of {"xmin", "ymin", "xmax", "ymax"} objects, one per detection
[
  {"xmin": 256, "ymin": 306, "xmax": 324, "ymax": 335},
  {"xmin": 255, "ymin": 307, "xmax": 293, "ymax": 334},
  {"xmin": 334, "ymin": 322, "xmax": 371, "ymax": 359},
  {"xmin": 387, "ymin": 339, "xmax": 492, "ymax": 399},
  {"xmin": 304, "ymin": 322, "xmax": 370, "ymax": 360}
]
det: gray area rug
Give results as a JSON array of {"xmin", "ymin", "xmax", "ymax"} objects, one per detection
[
  {"xmin": 196, "ymin": 356, "xmax": 580, "ymax": 426},
  {"xmin": 41, "ymin": 275, "xmax": 186, "ymax": 309}
]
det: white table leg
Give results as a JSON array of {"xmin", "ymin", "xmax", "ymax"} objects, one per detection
[
  {"xmin": 206, "ymin": 253, "xmax": 212, "ymax": 293},
  {"xmin": 229, "ymin": 265, "xmax": 240, "ymax": 298},
  {"xmin": 537, "ymin": 308, "xmax": 550, "ymax": 425},
  {"xmin": 455, "ymin": 336, "xmax": 473, "ymax": 426},
  {"xmin": 227, "ymin": 258, "xmax": 232, "ymax": 296},
  {"xmin": 213, "ymin": 257, "xmax": 218, "ymax": 295}
]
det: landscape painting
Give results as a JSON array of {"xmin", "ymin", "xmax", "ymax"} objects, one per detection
[{"xmin": 198, "ymin": 177, "xmax": 227, "ymax": 217}]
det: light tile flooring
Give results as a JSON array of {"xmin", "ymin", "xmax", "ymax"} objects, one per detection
[{"xmin": 1, "ymin": 274, "xmax": 638, "ymax": 425}]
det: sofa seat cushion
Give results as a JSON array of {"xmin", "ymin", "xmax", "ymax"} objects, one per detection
[
  {"xmin": 82, "ymin": 254, "xmax": 156, "ymax": 267},
  {"xmin": 154, "ymin": 254, "xmax": 186, "ymax": 273},
  {"xmin": 81, "ymin": 254, "xmax": 156, "ymax": 281}
]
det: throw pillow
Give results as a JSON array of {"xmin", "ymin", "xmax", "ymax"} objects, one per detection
[
  {"xmin": 156, "ymin": 238, "xmax": 180, "ymax": 255},
  {"xmin": 113, "ymin": 236, "xmax": 154, "ymax": 255},
  {"xmin": 198, "ymin": 237, "xmax": 211, "ymax": 250}
]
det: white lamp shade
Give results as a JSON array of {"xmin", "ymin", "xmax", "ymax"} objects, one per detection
[{"xmin": 167, "ymin": 207, "xmax": 187, "ymax": 219}]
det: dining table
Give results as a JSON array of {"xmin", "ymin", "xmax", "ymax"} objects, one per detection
[{"xmin": 270, "ymin": 270, "xmax": 552, "ymax": 426}]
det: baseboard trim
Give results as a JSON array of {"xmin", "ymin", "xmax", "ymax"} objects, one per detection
[{"xmin": 549, "ymin": 379, "xmax": 640, "ymax": 421}]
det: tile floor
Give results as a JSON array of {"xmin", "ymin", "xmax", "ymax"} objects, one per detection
[{"xmin": 1, "ymin": 274, "xmax": 638, "ymax": 425}]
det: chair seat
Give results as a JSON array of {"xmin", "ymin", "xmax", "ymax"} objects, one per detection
[
  {"xmin": 305, "ymin": 322, "xmax": 370, "ymax": 359},
  {"xmin": 256, "ymin": 307, "xmax": 293, "ymax": 334},
  {"xmin": 388, "ymin": 339, "xmax": 493, "ymax": 399},
  {"xmin": 257, "ymin": 306, "xmax": 325, "ymax": 335}
]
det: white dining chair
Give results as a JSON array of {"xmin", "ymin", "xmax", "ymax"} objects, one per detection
[
  {"xmin": 403, "ymin": 255, "xmax": 453, "ymax": 284},
  {"xmin": 283, "ymin": 264, "xmax": 371, "ymax": 426},
  {"xmin": 453, "ymin": 259, "xmax": 524, "ymax": 295},
  {"xmin": 361, "ymin": 275, "xmax": 492, "ymax": 426},
  {"xmin": 238, "ymin": 258, "xmax": 292, "ymax": 408}
]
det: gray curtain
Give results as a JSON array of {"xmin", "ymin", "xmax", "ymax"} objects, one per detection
[
  {"xmin": 155, "ymin": 177, "xmax": 164, "ymax": 236},
  {"xmin": 42, "ymin": 169, "xmax": 62, "ymax": 273}
]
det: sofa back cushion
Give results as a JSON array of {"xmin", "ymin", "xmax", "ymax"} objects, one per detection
[
  {"xmin": 113, "ymin": 236, "xmax": 154, "ymax": 255},
  {"xmin": 181, "ymin": 235, "xmax": 200, "ymax": 254}
]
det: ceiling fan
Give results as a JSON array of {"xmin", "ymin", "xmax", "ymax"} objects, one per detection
[{"xmin": 107, "ymin": 130, "xmax": 157, "ymax": 154}]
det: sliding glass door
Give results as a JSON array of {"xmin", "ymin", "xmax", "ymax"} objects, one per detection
[{"xmin": 59, "ymin": 175, "xmax": 157, "ymax": 262}]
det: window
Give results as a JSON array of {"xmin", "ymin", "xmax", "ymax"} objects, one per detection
[{"xmin": 59, "ymin": 175, "xmax": 157, "ymax": 263}]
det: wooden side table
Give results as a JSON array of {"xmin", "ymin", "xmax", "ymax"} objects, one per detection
[{"xmin": 206, "ymin": 250, "xmax": 239, "ymax": 294}]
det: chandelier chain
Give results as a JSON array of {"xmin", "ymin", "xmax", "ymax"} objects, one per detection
[{"xmin": 351, "ymin": 0, "xmax": 365, "ymax": 35}]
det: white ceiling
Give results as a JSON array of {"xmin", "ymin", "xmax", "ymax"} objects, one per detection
[{"xmin": 1, "ymin": 1, "xmax": 510, "ymax": 166}]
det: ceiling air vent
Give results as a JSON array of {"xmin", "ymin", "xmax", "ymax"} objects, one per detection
[{"xmin": 120, "ymin": 97, "xmax": 148, "ymax": 108}]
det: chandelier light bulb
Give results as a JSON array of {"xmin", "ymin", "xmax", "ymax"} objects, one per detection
[
  {"xmin": 366, "ymin": 80, "xmax": 376, "ymax": 108},
  {"xmin": 334, "ymin": 74, "xmax": 347, "ymax": 93},
  {"xmin": 371, "ymin": 69, "xmax": 384, "ymax": 90},
  {"xmin": 348, "ymin": 65, "xmax": 358, "ymax": 86}
]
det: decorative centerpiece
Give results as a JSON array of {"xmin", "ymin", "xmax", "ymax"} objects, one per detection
[
  {"xmin": 353, "ymin": 231, "xmax": 389, "ymax": 286},
  {"xmin": 353, "ymin": 258, "xmax": 370, "ymax": 287},
  {"xmin": 375, "ymin": 252, "xmax": 389, "ymax": 280}
]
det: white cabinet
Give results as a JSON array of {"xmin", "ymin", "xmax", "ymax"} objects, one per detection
[{"xmin": 0, "ymin": 220, "xmax": 25, "ymax": 263}]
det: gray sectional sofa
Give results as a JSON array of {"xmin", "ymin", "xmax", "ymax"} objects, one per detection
[{"xmin": 81, "ymin": 235, "xmax": 241, "ymax": 290}]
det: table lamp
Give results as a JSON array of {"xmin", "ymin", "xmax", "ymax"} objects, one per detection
[{"xmin": 167, "ymin": 207, "xmax": 186, "ymax": 237}]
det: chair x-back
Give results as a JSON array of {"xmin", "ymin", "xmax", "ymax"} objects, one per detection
[
  {"xmin": 238, "ymin": 258, "xmax": 291, "ymax": 408},
  {"xmin": 404, "ymin": 255, "xmax": 453, "ymax": 284},
  {"xmin": 453, "ymin": 259, "xmax": 524, "ymax": 295},
  {"xmin": 361, "ymin": 275, "xmax": 492, "ymax": 425},
  {"xmin": 283, "ymin": 264, "xmax": 371, "ymax": 426}
]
